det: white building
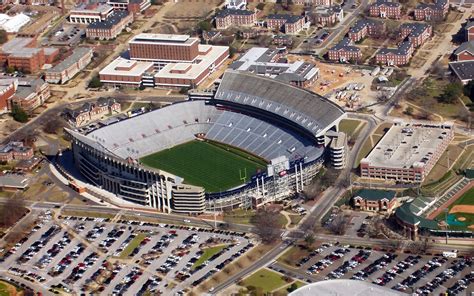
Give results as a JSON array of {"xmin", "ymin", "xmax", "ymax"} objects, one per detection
[
  {"xmin": 226, "ymin": 0, "xmax": 247, "ymax": 9},
  {"xmin": 0, "ymin": 13, "xmax": 30, "ymax": 33}
]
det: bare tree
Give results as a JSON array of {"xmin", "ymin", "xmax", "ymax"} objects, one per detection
[
  {"xmin": 43, "ymin": 118, "xmax": 66, "ymax": 135},
  {"xmin": 304, "ymin": 232, "xmax": 315, "ymax": 249},
  {"xmin": 251, "ymin": 208, "xmax": 282, "ymax": 243},
  {"xmin": 0, "ymin": 196, "xmax": 27, "ymax": 228},
  {"xmin": 328, "ymin": 213, "xmax": 347, "ymax": 235}
]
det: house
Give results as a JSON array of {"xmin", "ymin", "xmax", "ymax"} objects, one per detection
[
  {"xmin": 327, "ymin": 37, "xmax": 361, "ymax": 62},
  {"xmin": 311, "ymin": 6, "xmax": 343, "ymax": 27},
  {"xmin": 449, "ymin": 61, "xmax": 474, "ymax": 84},
  {"xmin": 273, "ymin": 34, "xmax": 293, "ymax": 46},
  {"xmin": 466, "ymin": 21, "xmax": 474, "ymax": 41},
  {"xmin": 348, "ymin": 19, "xmax": 385, "ymax": 42},
  {"xmin": 454, "ymin": 41, "xmax": 474, "ymax": 61},
  {"xmin": 400, "ymin": 23, "xmax": 432, "ymax": 48},
  {"xmin": 352, "ymin": 189, "xmax": 398, "ymax": 213},
  {"xmin": 414, "ymin": 0, "xmax": 448, "ymax": 21},
  {"xmin": 267, "ymin": 14, "xmax": 305, "ymax": 34},
  {"xmin": 0, "ymin": 141, "xmax": 34, "ymax": 162},
  {"xmin": 64, "ymin": 98, "xmax": 121, "ymax": 127},
  {"xmin": 376, "ymin": 40, "xmax": 414, "ymax": 65},
  {"xmin": 369, "ymin": 0, "xmax": 401, "ymax": 19},
  {"xmin": 215, "ymin": 9, "xmax": 256, "ymax": 30}
]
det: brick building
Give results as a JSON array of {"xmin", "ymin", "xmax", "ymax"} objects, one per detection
[
  {"xmin": 45, "ymin": 47, "xmax": 93, "ymax": 84},
  {"xmin": 414, "ymin": 0, "xmax": 448, "ymax": 21},
  {"xmin": 348, "ymin": 19, "xmax": 385, "ymax": 42},
  {"xmin": 100, "ymin": 57, "xmax": 154, "ymax": 87},
  {"xmin": 64, "ymin": 98, "xmax": 121, "ymax": 127},
  {"xmin": 360, "ymin": 122, "xmax": 454, "ymax": 183},
  {"xmin": 400, "ymin": 23, "xmax": 432, "ymax": 48},
  {"xmin": 292, "ymin": 0, "xmax": 332, "ymax": 5},
  {"xmin": 69, "ymin": 3, "xmax": 114, "ymax": 24},
  {"xmin": 0, "ymin": 141, "xmax": 33, "ymax": 162},
  {"xmin": 466, "ymin": 21, "xmax": 474, "ymax": 41},
  {"xmin": 0, "ymin": 38, "xmax": 58, "ymax": 73},
  {"xmin": 107, "ymin": 0, "xmax": 151, "ymax": 14},
  {"xmin": 454, "ymin": 41, "xmax": 474, "ymax": 61},
  {"xmin": 215, "ymin": 9, "xmax": 256, "ymax": 30},
  {"xmin": 311, "ymin": 6, "xmax": 343, "ymax": 27},
  {"xmin": 267, "ymin": 14, "xmax": 305, "ymax": 34},
  {"xmin": 0, "ymin": 78, "xmax": 16, "ymax": 114},
  {"xmin": 376, "ymin": 40, "xmax": 413, "ymax": 65},
  {"xmin": 369, "ymin": 0, "xmax": 401, "ymax": 19},
  {"xmin": 9, "ymin": 78, "xmax": 50, "ymax": 112},
  {"xmin": 353, "ymin": 189, "xmax": 398, "ymax": 213},
  {"xmin": 86, "ymin": 11, "xmax": 133, "ymax": 40},
  {"xmin": 327, "ymin": 37, "xmax": 361, "ymax": 62}
]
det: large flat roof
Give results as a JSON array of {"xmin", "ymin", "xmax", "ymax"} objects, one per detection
[
  {"xmin": 361, "ymin": 122, "xmax": 453, "ymax": 170},
  {"xmin": 46, "ymin": 47, "xmax": 92, "ymax": 73},
  {"xmin": 100, "ymin": 57, "xmax": 154, "ymax": 77},
  {"xmin": 130, "ymin": 33, "xmax": 197, "ymax": 45}
]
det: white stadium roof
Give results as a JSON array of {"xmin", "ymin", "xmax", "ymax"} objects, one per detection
[{"xmin": 289, "ymin": 280, "xmax": 404, "ymax": 296}]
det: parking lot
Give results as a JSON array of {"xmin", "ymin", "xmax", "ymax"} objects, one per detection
[
  {"xmin": 273, "ymin": 243, "xmax": 473, "ymax": 295},
  {"xmin": 0, "ymin": 211, "xmax": 254, "ymax": 295}
]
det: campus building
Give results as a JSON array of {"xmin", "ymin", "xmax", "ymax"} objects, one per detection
[
  {"xmin": 327, "ymin": 131, "xmax": 347, "ymax": 169},
  {"xmin": 69, "ymin": 3, "xmax": 114, "ymax": 24},
  {"xmin": 328, "ymin": 37, "xmax": 361, "ymax": 62},
  {"xmin": 292, "ymin": 0, "xmax": 332, "ymax": 6},
  {"xmin": 375, "ymin": 41, "xmax": 414, "ymax": 65},
  {"xmin": 215, "ymin": 9, "xmax": 256, "ymax": 30},
  {"xmin": 9, "ymin": 78, "xmax": 50, "ymax": 112},
  {"xmin": 45, "ymin": 47, "xmax": 93, "ymax": 84},
  {"xmin": 400, "ymin": 23, "xmax": 432, "ymax": 48},
  {"xmin": 0, "ymin": 78, "xmax": 16, "ymax": 113},
  {"xmin": 0, "ymin": 141, "xmax": 34, "ymax": 162},
  {"xmin": 454, "ymin": 41, "xmax": 474, "ymax": 61},
  {"xmin": 64, "ymin": 98, "xmax": 121, "ymax": 127},
  {"xmin": 449, "ymin": 60, "xmax": 474, "ymax": 84},
  {"xmin": 0, "ymin": 38, "xmax": 59, "ymax": 73},
  {"xmin": 369, "ymin": 0, "xmax": 401, "ymax": 19},
  {"xmin": 107, "ymin": 0, "xmax": 151, "ymax": 14},
  {"xmin": 310, "ymin": 6, "xmax": 343, "ymax": 27},
  {"xmin": 352, "ymin": 189, "xmax": 398, "ymax": 213},
  {"xmin": 348, "ymin": 19, "xmax": 385, "ymax": 42},
  {"xmin": 360, "ymin": 121, "xmax": 454, "ymax": 183},
  {"xmin": 230, "ymin": 47, "xmax": 319, "ymax": 88},
  {"xmin": 267, "ymin": 14, "xmax": 306, "ymax": 34},
  {"xmin": 466, "ymin": 21, "xmax": 474, "ymax": 41},
  {"xmin": 101, "ymin": 34, "xmax": 229, "ymax": 87},
  {"xmin": 86, "ymin": 11, "xmax": 133, "ymax": 40},
  {"xmin": 414, "ymin": 0, "xmax": 448, "ymax": 21}
]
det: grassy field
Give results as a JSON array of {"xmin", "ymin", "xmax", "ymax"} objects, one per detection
[
  {"xmin": 241, "ymin": 268, "xmax": 288, "ymax": 293},
  {"xmin": 223, "ymin": 209, "xmax": 287, "ymax": 227},
  {"xmin": 275, "ymin": 280, "xmax": 306, "ymax": 294},
  {"xmin": 451, "ymin": 188, "xmax": 474, "ymax": 207},
  {"xmin": 119, "ymin": 233, "xmax": 148, "ymax": 258},
  {"xmin": 0, "ymin": 280, "xmax": 21, "ymax": 296},
  {"xmin": 192, "ymin": 245, "xmax": 227, "ymax": 270},
  {"xmin": 277, "ymin": 246, "xmax": 311, "ymax": 267},
  {"xmin": 338, "ymin": 119, "xmax": 362, "ymax": 139},
  {"xmin": 435, "ymin": 188, "xmax": 474, "ymax": 230},
  {"xmin": 140, "ymin": 140, "xmax": 267, "ymax": 192}
]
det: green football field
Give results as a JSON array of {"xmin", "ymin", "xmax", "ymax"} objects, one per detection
[{"xmin": 139, "ymin": 140, "xmax": 267, "ymax": 192}]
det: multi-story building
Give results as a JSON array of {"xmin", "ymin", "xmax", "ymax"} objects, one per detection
[
  {"xmin": 466, "ymin": 21, "xmax": 474, "ymax": 41},
  {"xmin": 64, "ymin": 98, "xmax": 121, "ymax": 127},
  {"xmin": 454, "ymin": 41, "xmax": 474, "ymax": 61},
  {"xmin": 45, "ymin": 47, "xmax": 93, "ymax": 84},
  {"xmin": 106, "ymin": 34, "xmax": 229, "ymax": 88},
  {"xmin": 352, "ymin": 189, "xmax": 398, "ymax": 213},
  {"xmin": 267, "ymin": 14, "xmax": 305, "ymax": 34},
  {"xmin": 0, "ymin": 38, "xmax": 58, "ymax": 73},
  {"xmin": 0, "ymin": 78, "xmax": 16, "ymax": 113},
  {"xmin": 414, "ymin": 0, "xmax": 448, "ymax": 21},
  {"xmin": 360, "ymin": 121, "xmax": 454, "ymax": 183},
  {"xmin": 348, "ymin": 19, "xmax": 385, "ymax": 42},
  {"xmin": 400, "ymin": 23, "xmax": 432, "ymax": 48},
  {"xmin": 449, "ymin": 60, "xmax": 474, "ymax": 85},
  {"xmin": 100, "ymin": 57, "xmax": 154, "ymax": 87},
  {"xmin": 0, "ymin": 141, "xmax": 33, "ymax": 162},
  {"xmin": 292, "ymin": 0, "xmax": 332, "ymax": 5},
  {"xmin": 327, "ymin": 37, "xmax": 362, "ymax": 62},
  {"xmin": 230, "ymin": 47, "xmax": 319, "ymax": 88},
  {"xmin": 376, "ymin": 40, "xmax": 413, "ymax": 65},
  {"xmin": 107, "ymin": 0, "xmax": 151, "ymax": 14},
  {"xmin": 86, "ymin": 11, "xmax": 133, "ymax": 40},
  {"xmin": 311, "ymin": 6, "xmax": 343, "ymax": 27},
  {"xmin": 369, "ymin": 0, "xmax": 401, "ymax": 19},
  {"xmin": 215, "ymin": 9, "xmax": 256, "ymax": 30},
  {"xmin": 9, "ymin": 78, "xmax": 50, "ymax": 112},
  {"xmin": 69, "ymin": 3, "xmax": 114, "ymax": 24},
  {"xmin": 327, "ymin": 131, "xmax": 347, "ymax": 169}
]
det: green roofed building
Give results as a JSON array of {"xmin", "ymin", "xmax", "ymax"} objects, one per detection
[
  {"xmin": 353, "ymin": 189, "xmax": 398, "ymax": 213},
  {"xmin": 465, "ymin": 169, "xmax": 474, "ymax": 179},
  {"xmin": 395, "ymin": 202, "xmax": 439, "ymax": 240}
]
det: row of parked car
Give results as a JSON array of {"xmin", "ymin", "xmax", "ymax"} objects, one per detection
[
  {"xmin": 307, "ymin": 248, "xmax": 351, "ymax": 275},
  {"xmin": 326, "ymin": 250, "xmax": 371, "ymax": 280},
  {"xmin": 351, "ymin": 253, "xmax": 398, "ymax": 281},
  {"xmin": 373, "ymin": 255, "xmax": 421, "ymax": 286},
  {"xmin": 49, "ymin": 244, "xmax": 86, "ymax": 276},
  {"xmin": 392, "ymin": 256, "xmax": 447, "ymax": 292}
]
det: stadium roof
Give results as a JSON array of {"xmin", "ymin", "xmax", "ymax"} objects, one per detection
[
  {"xmin": 289, "ymin": 279, "xmax": 404, "ymax": 296},
  {"xmin": 214, "ymin": 70, "xmax": 345, "ymax": 137}
]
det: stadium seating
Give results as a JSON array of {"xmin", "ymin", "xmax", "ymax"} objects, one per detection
[{"xmin": 87, "ymin": 101, "xmax": 323, "ymax": 163}]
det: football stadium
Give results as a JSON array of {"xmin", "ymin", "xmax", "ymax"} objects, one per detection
[{"xmin": 67, "ymin": 71, "xmax": 345, "ymax": 214}]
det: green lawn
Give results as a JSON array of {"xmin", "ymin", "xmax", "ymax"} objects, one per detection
[
  {"xmin": 242, "ymin": 268, "xmax": 288, "ymax": 293},
  {"xmin": 451, "ymin": 188, "xmax": 474, "ymax": 207},
  {"xmin": 277, "ymin": 246, "xmax": 311, "ymax": 267},
  {"xmin": 275, "ymin": 280, "xmax": 307, "ymax": 295},
  {"xmin": 192, "ymin": 245, "xmax": 227, "ymax": 270},
  {"xmin": 140, "ymin": 140, "xmax": 267, "ymax": 192},
  {"xmin": 338, "ymin": 119, "xmax": 362, "ymax": 138},
  {"xmin": 119, "ymin": 233, "xmax": 148, "ymax": 258},
  {"xmin": 0, "ymin": 282, "xmax": 8, "ymax": 296}
]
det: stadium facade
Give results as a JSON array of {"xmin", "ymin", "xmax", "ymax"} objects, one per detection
[{"xmin": 67, "ymin": 71, "xmax": 345, "ymax": 214}]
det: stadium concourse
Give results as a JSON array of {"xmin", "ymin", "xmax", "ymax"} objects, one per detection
[{"xmin": 66, "ymin": 71, "xmax": 346, "ymax": 214}]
